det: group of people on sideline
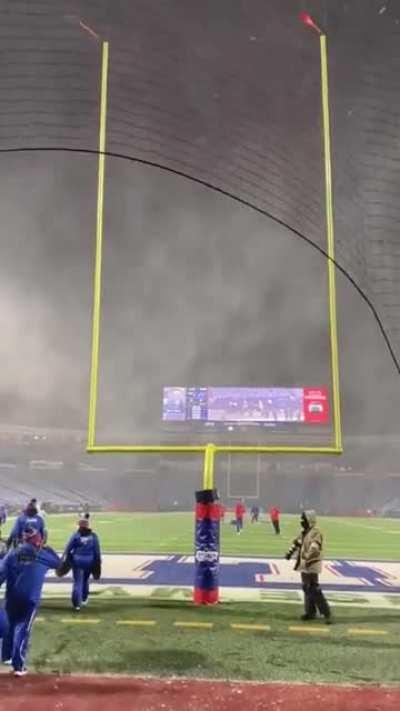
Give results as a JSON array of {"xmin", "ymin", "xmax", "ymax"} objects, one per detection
[{"xmin": 0, "ymin": 500, "xmax": 102, "ymax": 676}]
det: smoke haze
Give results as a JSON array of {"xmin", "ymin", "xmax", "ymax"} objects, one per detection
[{"xmin": 0, "ymin": 0, "xmax": 399, "ymax": 446}]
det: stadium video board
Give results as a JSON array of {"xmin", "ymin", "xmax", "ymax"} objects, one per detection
[{"xmin": 162, "ymin": 387, "xmax": 329, "ymax": 426}]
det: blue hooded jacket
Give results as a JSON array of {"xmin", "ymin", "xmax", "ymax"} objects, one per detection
[
  {"xmin": 0, "ymin": 543, "xmax": 60, "ymax": 607},
  {"xmin": 64, "ymin": 529, "xmax": 101, "ymax": 572},
  {"xmin": 7, "ymin": 512, "xmax": 46, "ymax": 548}
]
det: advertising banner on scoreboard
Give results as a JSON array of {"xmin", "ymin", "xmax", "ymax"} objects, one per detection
[
  {"xmin": 302, "ymin": 387, "xmax": 329, "ymax": 424},
  {"xmin": 162, "ymin": 386, "xmax": 330, "ymax": 425}
]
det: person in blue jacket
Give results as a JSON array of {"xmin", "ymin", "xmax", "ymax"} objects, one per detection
[
  {"xmin": 6, "ymin": 500, "xmax": 47, "ymax": 548},
  {"xmin": 61, "ymin": 516, "xmax": 101, "ymax": 611},
  {"xmin": 0, "ymin": 525, "xmax": 60, "ymax": 676}
]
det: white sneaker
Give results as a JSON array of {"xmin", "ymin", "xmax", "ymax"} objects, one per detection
[
  {"xmin": 14, "ymin": 669, "xmax": 27, "ymax": 677},
  {"xmin": 81, "ymin": 600, "xmax": 88, "ymax": 607},
  {"xmin": 74, "ymin": 606, "xmax": 81, "ymax": 612},
  {"xmin": 2, "ymin": 659, "xmax": 12, "ymax": 666}
]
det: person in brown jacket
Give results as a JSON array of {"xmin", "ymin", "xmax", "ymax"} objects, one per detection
[{"xmin": 285, "ymin": 510, "xmax": 332, "ymax": 624}]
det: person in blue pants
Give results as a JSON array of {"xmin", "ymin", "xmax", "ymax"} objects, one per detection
[
  {"xmin": 6, "ymin": 500, "xmax": 47, "ymax": 548},
  {"xmin": 61, "ymin": 516, "xmax": 101, "ymax": 611},
  {"xmin": 0, "ymin": 525, "xmax": 60, "ymax": 676}
]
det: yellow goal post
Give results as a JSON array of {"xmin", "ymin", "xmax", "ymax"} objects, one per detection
[{"xmin": 86, "ymin": 36, "xmax": 343, "ymax": 489}]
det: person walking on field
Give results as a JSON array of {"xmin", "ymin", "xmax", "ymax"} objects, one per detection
[
  {"xmin": 59, "ymin": 516, "xmax": 101, "ymax": 611},
  {"xmin": 0, "ymin": 525, "xmax": 60, "ymax": 675},
  {"xmin": 235, "ymin": 500, "xmax": 246, "ymax": 534},
  {"xmin": 269, "ymin": 506, "xmax": 281, "ymax": 535},
  {"xmin": 285, "ymin": 510, "xmax": 332, "ymax": 624},
  {"xmin": 250, "ymin": 504, "xmax": 260, "ymax": 523}
]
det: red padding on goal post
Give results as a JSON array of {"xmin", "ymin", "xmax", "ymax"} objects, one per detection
[{"xmin": 193, "ymin": 587, "xmax": 219, "ymax": 605}]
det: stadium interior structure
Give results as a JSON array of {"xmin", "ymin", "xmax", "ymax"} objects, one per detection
[{"xmin": 1, "ymin": 424, "xmax": 400, "ymax": 516}]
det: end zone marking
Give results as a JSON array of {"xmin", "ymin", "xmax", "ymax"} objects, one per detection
[
  {"xmin": 174, "ymin": 621, "xmax": 214, "ymax": 629},
  {"xmin": 61, "ymin": 618, "xmax": 101, "ymax": 625},
  {"xmin": 347, "ymin": 628, "xmax": 388, "ymax": 636},
  {"xmin": 116, "ymin": 620, "xmax": 157, "ymax": 626},
  {"xmin": 289, "ymin": 626, "xmax": 330, "ymax": 635},
  {"xmin": 231, "ymin": 623, "xmax": 271, "ymax": 632}
]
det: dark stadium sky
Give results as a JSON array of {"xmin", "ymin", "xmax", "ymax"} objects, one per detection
[{"xmin": 0, "ymin": 0, "xmax": 399, "ymax": 440}]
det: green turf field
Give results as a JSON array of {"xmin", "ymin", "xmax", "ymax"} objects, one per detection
[
  {"xmin": 29, "ymin": 598, "xmax": 400, "ymax": 684},
  {"xmin": 3, "ymin": 511, "xmax": 399, "ymax": 560}
]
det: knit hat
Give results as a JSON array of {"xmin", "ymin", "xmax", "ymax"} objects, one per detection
[{"xmin": 78, "ymin": 517, "xmax": 90, "ymax": 528}]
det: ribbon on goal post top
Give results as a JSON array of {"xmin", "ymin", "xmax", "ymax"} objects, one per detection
[{"xmin": 194, "ymin": 489, "xmax": 220, "ymax": 604}]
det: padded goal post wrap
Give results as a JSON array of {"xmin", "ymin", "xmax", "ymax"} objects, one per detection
[{"xmin": 194, "ymin": 489, "xmax": 220, "ymax": 604}]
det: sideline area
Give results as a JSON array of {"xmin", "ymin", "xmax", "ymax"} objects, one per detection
[{"xmin": 41, "ymin": 552, "xmax": 400, "ymax": 609}]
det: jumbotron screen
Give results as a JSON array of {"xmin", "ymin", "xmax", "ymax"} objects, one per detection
[{"xmin": 162, "ymin": 387, "xmax": 329, "ymax": 425}]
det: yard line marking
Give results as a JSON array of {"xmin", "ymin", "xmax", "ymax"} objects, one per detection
[
  {"xmin": 289, "ymin": 626, "xmax": 330, "ymax": 635},
  {"xmin": 35, "ymin": 617, "xmax": 46, "ymax": 623},
  {"xmin": 116, "ymin": 620, "xmax": 157, "ymax": 626},
  {"xmin": 174, "ymin": 621, "xmax": 214, "ymax": 629},
  {"xmin": 339, "ymin": 520, "xmax": 400, "ymax": 535},
  {"xmin": 231, "ymin": 623, "xmax": 270, "ymax": 631},
  {"xmin": 347, "ymin": 628, "xmax": 388, "ymax": 636},
  {"xmin": 61, "ymin": 618, "xmax": 101, "ymax": 625}
]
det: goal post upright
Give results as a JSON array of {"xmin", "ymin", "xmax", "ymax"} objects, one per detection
[
  {"xmin": 320, "ymin": 33, "xmax": 343, "ymax": 451},
  {"xmin": 87, "ymin": 40, "xmax": 110, "ymax": 449}
]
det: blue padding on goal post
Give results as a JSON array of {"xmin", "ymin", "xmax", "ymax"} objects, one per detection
[{"xmin": 194, "ymin": 489, "xmax": 220, "ymax": 604}]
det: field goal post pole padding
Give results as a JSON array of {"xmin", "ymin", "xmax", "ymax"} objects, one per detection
[
  {"xmin": 194, "ymin": 444, "xmax": 219, "ymax": 604},
  {"xmin": 86, "ymin": 35, "xmax": 343, "ymax": 599}
]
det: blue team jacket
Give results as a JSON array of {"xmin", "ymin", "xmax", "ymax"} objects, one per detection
[
  {"xmin": 64, "ymin": 531, "xmax": 101, "ymax": 571},
  {"xmin": 0, "ymin": 543, "xmax": 60, "ymax": 607},
  {"xmin": 7, "ymin": 514, "xmax": 46, "ymax": 547}
]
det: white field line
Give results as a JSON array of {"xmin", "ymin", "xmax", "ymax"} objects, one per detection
[{"xmin": 338, "ymin": 520, "xmax": 400, "ymax": 535}]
